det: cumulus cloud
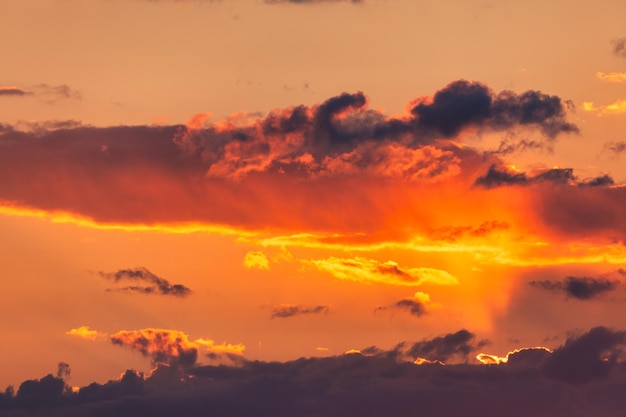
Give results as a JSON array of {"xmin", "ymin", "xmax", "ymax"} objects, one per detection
[
  {"xmin": 66, "ymin": 326, "xmax": 106, "ymax": 340},
  {"xmin": 529, "ymin": 276, "xmax": 620, "ymax": 300},
  {"xmin": 306, "ymin": 256, "xmax": 458, "ymax": 286},
  {"xmin": 270, "ymin": 304, "xmax": 329, "ymax": 318},
  {"xmin": 97, "ymin": 267, "xmax": 192, "ymax": 297}
]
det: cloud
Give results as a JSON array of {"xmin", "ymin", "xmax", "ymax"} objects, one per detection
[
  {"xmin": 270, "ymin": 304, "xmax": 329, "ymax": 318},
  {"xmin": 306, "ymin": 256, "xmax": 459, "ymax": 286},
  {"xmin": 612, "ymin": 37, "xmax": 626, "ymax": 58},
  {"xmin": 375, "ymin": 292, "xmax": 435, "ymax": 317},
  {"xmin": 403, "ymin": 329, "xmax": 486, "ymax": 363},
  {"xmin": 111, "ymin": 329, "xmax": 199, "ymax": 368},
  {"xmin": 529, "ymin": 276, "xmax": 620, "ymax": 300},
  {"xmin": 543, "ymin": 326, "xmax": 626, "ymax": 383},
  {"xmin": 97, "ymin": 267, "xmax": 192, "ymax": 297},
  {"xmin": 596, "ymin": 72, "xmax": 626, "ymax": 83},
  {"xmin": 474, "ymin": 164, "xmax": 613, "ymax": 189},
  {"xmin": 476, "ymin": 346, "xmax": 552, "ymax": 365},
  {"xmin": 109, "ymin": 328, "xmax": 245, "ymax": 369},
  {"xmin": 0, "ymin": 80, "xmax": 586, "ymax": 245},
  {"xmin": 9, "ymin": 327, "xmax": 626, "ymax": 415},
  {"xmin": 66, "ymin": 326, "xmax": 106, "ymax": 340},
  {"xmin": 243, "ymin": 251, "xmax": 270, "ymax": 270},
  {"xmin": 582, "ymin": 99, "xmax": 626, "ymax": 115},
  {"xmin": 0, "ymin": 86, "xmax": 30, "ymax": 96},
  {"xmin": 428, "ymin": 220, "xmax": 510, "ymax": 242}
]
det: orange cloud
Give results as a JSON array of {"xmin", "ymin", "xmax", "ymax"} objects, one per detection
[
  {"xmin": 306, "ymin": 256, "xmax": 458, "ymax": 286},
  {"xmin": 476, "ymin": 346, "xmax": 553, "ymax": 365},
  {"xmin": 582, "ymin": 99, "xmax": 626, "ymax": 114},
  {"xmin": 194, "ymin": 338, "xmax": 246, "ymax": 355},
  {"xmin": 596, "ymin": 72, "xmax": 626, "ymax": 83},
  {"xmin": 66, "ymin": 326, "xmax": 107, "ymax": 340},
  {"xmin": 243, "ymin": 251, "xmax": 270, "ymax": 270}
]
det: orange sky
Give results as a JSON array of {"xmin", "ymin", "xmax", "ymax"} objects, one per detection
[{"xmin": 2, "ymin": 1, "xmax": 626, "ymax": 414}]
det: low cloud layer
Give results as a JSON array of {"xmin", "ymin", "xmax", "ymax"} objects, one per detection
[
  {"xmin": 97, "ymin": 267, "xmax": 192, "ymax": 297},
  {"xmin": 9, "ymin": 326, "xmax": 626, "ymax": 415}
]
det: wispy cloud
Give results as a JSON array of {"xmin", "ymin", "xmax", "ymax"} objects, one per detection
[
  {"xmin": 270, "ymin": 304, "xmax": 329, "ymax": 318},
  {"xmin": 97, "ymin": 267, "xmax": 192, "ymax": 297},
  {"xmin": 596, "ymin": 72, "xmax": 626, "ymax": 83},
  {"xmin": 306, "ymin": 256, "xmax": 458, "ymax": 287}
]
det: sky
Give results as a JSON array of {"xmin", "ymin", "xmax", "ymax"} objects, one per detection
[{"xmin": 2, "ymin": 0, "xmax": 626, "ymax": 415}]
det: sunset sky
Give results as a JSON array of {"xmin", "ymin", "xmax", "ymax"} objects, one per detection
[{"xmin": 3, "ymin": 0, "xmax": 626, "ymax": 415}]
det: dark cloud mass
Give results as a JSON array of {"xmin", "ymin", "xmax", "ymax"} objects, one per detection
[
  {"xmin": 270, "ymin": 304, "xmax": 329, "ymax": 318},
  {"xmin": 97, "ymin": 267, "xmax": 192, "ymax": 297},
  {"xmin": 405, "ymin": 329, "xmax": 485, "ymax": 362},
  {"xmin": 6, "ymin": 327, "xmax": 626, "ymax": 416},
  {"xmin": 0, "ymin": 80, "xmax": 590, "ymax": 240},
  {"xmin": 529, "ymin": 276, "xmax": 620, "ymax": 300}
]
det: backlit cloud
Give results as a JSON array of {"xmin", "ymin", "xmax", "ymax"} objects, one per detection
[
  {"xmin": 306, "ymin": 256, "xmax": 459, "ymax": 286},
  {"xmin": 596, "ymin": 72, "xmax": 626, "ymax": 83}
]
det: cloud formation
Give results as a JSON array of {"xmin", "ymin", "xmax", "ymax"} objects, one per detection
[
  {"xmin": 97, "ymin": 267, "xmax": 192, "ymax": 297},
  {"xmin": 529, "ymin": 276, "xmax": 620, "ymax": 300},
  {"xmin": 307, "ymin": 256, "xmax": 458, "ymax": 287},
  {"xmin": 270, "ymin": 304, "xmax": 329, "ymax": 318},
  {"xmin": 375, "ymin": 292, "xmax": 434, "ymax": 317},
  {"xmin": 9, "ymin": 327, "xmax": 626, "ymax": 415},
  {"xmin": 596, "ymin": 72, "xmax": 626, "ymax": 83}
]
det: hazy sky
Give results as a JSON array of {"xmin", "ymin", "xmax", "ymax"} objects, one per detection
[{"xmin": 2, "ymin": 0, "xmax": 626, "ymax": 415}]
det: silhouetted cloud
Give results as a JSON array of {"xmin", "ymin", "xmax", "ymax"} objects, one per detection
[
  {"xmin": 612, "ymin": 37, "xmax": 626, "ymax": 58},
  {"xmin": 579, "ymin": 174, "xmax": 615, "ymax": 187},
  {"xmin": 8, "ymin": 327, "xmax": 626, "ymax": 415},
  {"xmin": 404, "ymin": 329, "xmax": 486, "ymax": 363},
  {"xmin": 529, "ymin": 276, "xmax": 620, "ymax": 300},
  {"xmin": 270, "ymin": 304, "xmax": 329, "ymax": 318},
  {"xmin": 473, "ymin": 164, "xmax": 528, "ymax": 188},
  {"xmin": 543, "ymin": 326, "xmax": 626, "ymax": 383},
  {"xmin": 97, "ymin": 267, "xmax": 192, "ymax": 297}
]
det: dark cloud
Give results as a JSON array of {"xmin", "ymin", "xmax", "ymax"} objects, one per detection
[
  {"xmin": 405, "ymin": 329, "xmax": 486, "ymax": 363},
  {"xmin": 543, "ymin": 326, "xmax": 626, "ymax": 383},
  {"xmin": 0, "ymin": 86, "xmax": 30, "ymax": 96},
  {"xmin": 270, "ymin": 304, "xmax": 329, "ymax": 318},
  {"xmin": 612, "ymin": 37, "xmax": 626, "ymax": 58},
  {"xmin": 56, "ymin": 362, "xmax": 71, "ymax": 380},
  {"xmin": 474, "ymin": 165, "xmax": 614, "ymax": 189},
  {"xmin": 393, "ymin": 299, "xmax": 426, "ymax": 317},
  {"xmin": 529, "ymin": 276, "xmax": 620, "ymax": 300},
  {"xmin": 9, "ymin": 327, "xmax": 626, "ymax": 415},
  {"xmin": 473, "ymin": 164, "xmax": 529, "ymax": 188},
  {"xmin": 579, "ymin": 174, "xmax": 615, "ymax": 187},
  {"xmin": 97, "ymin": 267, "xmax": 192, "ymax": 297}
]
